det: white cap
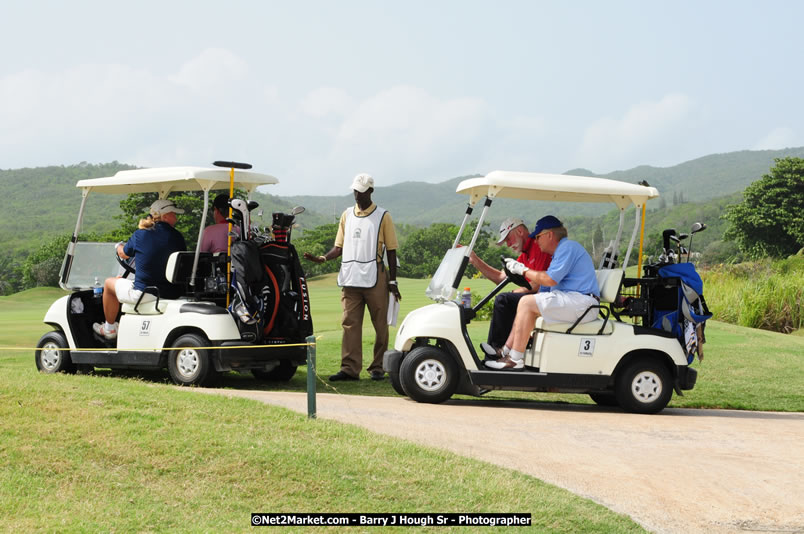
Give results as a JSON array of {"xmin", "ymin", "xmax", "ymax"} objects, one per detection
[
  {"xmin": 350, "ymin": 173, "xmax": 374, "ymax": 193},
  {"xmin": 150, "ymin": 199, "xmax": 185, "ymax": 216},
  {"xmin": 496, "ymin": 217, "xmax": 525, "ymax": 244}
]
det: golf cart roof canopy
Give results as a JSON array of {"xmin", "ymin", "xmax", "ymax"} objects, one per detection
[
  {"xmin": 456, "ymin": 171, "xmax": 659, "ymax": 210},
  {"xmin": 75, "ymin": 166, "xmax": 279, "ymax": 196}
]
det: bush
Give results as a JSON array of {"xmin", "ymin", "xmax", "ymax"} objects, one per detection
[
  {"xmin": 29, "ymin": 257, "xmax": 63, "ymax": 287},
  {"xmin": 703, "ymin": 257, "xmax": 804, "ymax": 333}
]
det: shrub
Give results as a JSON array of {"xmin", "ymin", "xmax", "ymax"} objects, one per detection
[{"xmin": 703, "ymin": 257, "xmax": 803, "ymax": 333}]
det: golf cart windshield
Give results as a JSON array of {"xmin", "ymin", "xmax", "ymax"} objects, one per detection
[
  {"xmin": 425, "ymin": 170, "xmax": 659, "ymax": 303},
  {"xmin": 61, "ymin": 242, "xmax": 125, "ymax": 290}
]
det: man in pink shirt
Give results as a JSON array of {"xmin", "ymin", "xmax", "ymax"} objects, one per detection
[{"xmin": 201, "ymin": 194, "xmax": 237, "ymax": 253}]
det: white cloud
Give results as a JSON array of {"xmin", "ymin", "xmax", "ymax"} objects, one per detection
[
  {"xmin": 326, "ymin": 86, "xmax": 491, "ymax": 178},
  {"xmin": 574, "ymin": 93, "xmax": 694, "ymax": 172},
  {"xmin": 168, "ymin": 48, "xmax": 248, "ymax": 90},
  {"xmin": 0, "ymin": 55, "xmax": 551, "ymax": 195},
  {"xmin": 753, "ymin": 127, "xmax": 796, "ymax": 150},
  {"xmin": 300, "ymin": 87, "xmax": 353, "ymax": 118}
]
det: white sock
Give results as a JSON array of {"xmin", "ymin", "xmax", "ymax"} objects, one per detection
[
  {"xmin": 105, "ymin": 321, "xmax": 117, "ymax": 331},
  {"xmin": 509, "ymin": 350, "xmax": 524, "ymax": 361},
  {"xmin": 502, "ymin": 345, "xmax": 511, "ymax": 356}
]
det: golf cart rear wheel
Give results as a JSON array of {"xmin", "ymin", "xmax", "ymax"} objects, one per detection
[
  {"xmin": 399, "ymin": 346, "xmax": 458, "ymax": 404},
  {"xmin": 252, "ymin": 360, "xmax": 297, "ymax": 382},
  {"xmin": 35, "ymin": 331, "xmax": 75, "ymax": 374},
  {"xmin": 168, "ymin": 333, "xmax": 216, "ymax": 386},
  {"xmin": 615, "ymin": 359, "xmax": 673, "ymax": 414}
]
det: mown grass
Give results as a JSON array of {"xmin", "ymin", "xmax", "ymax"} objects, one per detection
[
  {"xmin": 0, "ymin": 291, "xmax": 644, "ymax": 532},
  {"xmin": 2, "ymin": 275, "xmax": 803, "ymax": 531},
  {"xmin": 702, "ymin": 256, "xmax": 804, "ymax": 334},
  {"xmin": 0, "ymin": 371, "xmax": 648, "ymax": 533},
  {"xmin": 4, "ymin": 277, "xmax": 804, "ymax": 412}
]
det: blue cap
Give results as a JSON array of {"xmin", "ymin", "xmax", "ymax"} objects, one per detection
[{"xmin": 529, "ymin": 215, "xmax": 562, "ymax": 238}]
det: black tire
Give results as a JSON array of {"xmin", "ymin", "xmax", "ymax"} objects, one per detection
[
  {"xmin": 168, "ymin": 333, "xmax": 216, "ymax": 386},
  {"xmin": 399, "ymin": 346, "xmax": 458, "ymax": 404},
  {"xmin": 35, "ymin": 331, "xmax": 76, "ymax": 374},
  {"xmin": 615, "ymin": 359, "xmax": 673, "ymax": 414},
  {"xmin": 589, "ymin": 392, "xmax": 619, "ymax": 407},
  {"xmin": 252, "ymin": 360, "xmax": 298, "ymax": 382},
  {"xmin": 388, "ymin": 370, "xmax": 406, "ymax": 396}
]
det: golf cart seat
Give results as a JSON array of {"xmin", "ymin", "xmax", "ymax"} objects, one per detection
[
  {"xmin": 121, "ymin": 291, "xmax": 161, "ymax": 315},
  {"xmin": 165, "ymin": 251, "xmax": 227, "ymax": 296},
  {"xmin": 535, "ymin": 269, "xmax": 624, "ymax": 335}
]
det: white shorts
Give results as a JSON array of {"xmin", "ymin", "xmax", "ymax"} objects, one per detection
[
  {"xmin": 114, "ymin": 278, "xmax": 154, "ymax": 305},
  {"xmin": 533, "ymin": 290, "xmax": 599, "ymax": 324}
]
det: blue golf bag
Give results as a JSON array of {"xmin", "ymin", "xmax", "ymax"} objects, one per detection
[{"xmin": 651, "ymin": 263, "xmax": 712, "ymax": 363}]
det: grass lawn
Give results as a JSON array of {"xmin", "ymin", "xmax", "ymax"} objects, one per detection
[
  {"xmin": 1, "ymin": 278, "xmax": 802, "ymax": 532},
  {"xmin": 1, "ymin": 285, "xmax": 647, "ymax": 533}
]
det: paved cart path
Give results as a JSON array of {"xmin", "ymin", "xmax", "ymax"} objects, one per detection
[{"xmin": 195, "ymin": 390, "xmax": 804, "ymax": 534}]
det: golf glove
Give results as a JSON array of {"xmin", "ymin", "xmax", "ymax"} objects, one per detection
[{"xmin": 505, "ymin": 258, "xmax": 528, "ymax": 276}]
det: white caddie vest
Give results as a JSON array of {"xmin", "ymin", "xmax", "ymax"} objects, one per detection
[{"xmin": 337, "ymin": 206, "xmax": 387, "ymax": 288}]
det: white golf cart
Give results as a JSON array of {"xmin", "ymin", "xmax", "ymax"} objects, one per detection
[
  {"xmin": 383, "ymin": 171, "xmax": 699, "ymax": 414},
  {"xmin": 35, "ymin": 165, "xmax": 313, "ymax": 386}
]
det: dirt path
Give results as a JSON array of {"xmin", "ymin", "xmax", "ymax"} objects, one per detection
[{"xmin": 195, "ymin": 389, "xmax": 804, "ymax": 534}]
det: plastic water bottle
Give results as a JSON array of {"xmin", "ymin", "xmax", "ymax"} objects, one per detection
[
  {"xmin": 461, "ymin": 287, "xmax": 472, "ymax": 309},
  {"xmin": 93, "ymin": 277, "xmax": 103, "ymax": 300}
]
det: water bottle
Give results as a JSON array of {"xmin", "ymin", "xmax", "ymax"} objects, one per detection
[
  {"xmin": 93, "ymin": 277, "xmax": 103, "ymax": 300},
  {"xmin": 461, "ymin": 287, "xmax": 472, "ymax": 309}
]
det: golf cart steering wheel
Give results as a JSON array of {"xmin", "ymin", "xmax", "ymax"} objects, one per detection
[
  {"xmin": 115, "ymin": 246, "xmax": 136, "ymax": 278},
  {"xmin": 501, "ymin": 255, "xmax": 531, "ymax": 289}
]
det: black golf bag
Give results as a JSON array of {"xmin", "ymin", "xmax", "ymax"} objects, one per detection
[{"xmin": 227, "ymin": 212, "xmax": 313, "ymax": 345}]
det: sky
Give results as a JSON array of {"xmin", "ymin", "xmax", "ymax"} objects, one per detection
[{"xmin": 1, "ymin": 0, "xmax": 802, "ymax": 196}]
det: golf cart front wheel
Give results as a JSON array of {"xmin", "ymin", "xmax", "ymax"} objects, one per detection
[
  {"xmin": 399, "ymin": 346, "xmax": 458, "ymax": 404},
  {"xmin": 35, "ymin": 331, "xmax": 75, "ymax": 374},
  {"xmin": 615, "ymin": 359, "xmax": 673, "ymax": 414},
  {"xmin": 168, "ymin": 333, "xmax": 217, "ymax": 386},
  {"xmin": 388, "ymin": 369, "xmax": 406, "ymax": 396}
]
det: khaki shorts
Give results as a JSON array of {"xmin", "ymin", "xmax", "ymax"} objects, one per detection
[
  {"xmin": 114, "ymin": 278, "xmax": 154, "ymax": 305},
  {"xmin": 533, "ymin": 290, "xmax": 599, "ymax": 324}
]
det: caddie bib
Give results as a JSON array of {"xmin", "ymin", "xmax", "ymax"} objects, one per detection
[{"xmin": 337, "ymin": 206, "xmax": 387, "ymax": 288}]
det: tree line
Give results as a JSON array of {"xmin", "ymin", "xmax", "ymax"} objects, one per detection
[{"xmin": 1, "ymin": 157, "xmax": 801, "ymax": 296}]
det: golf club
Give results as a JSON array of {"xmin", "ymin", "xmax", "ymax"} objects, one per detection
[
  {"xmin": 661, "ymin": 228, "xmax": 677, "ymax": 263},
  {"xmin": 669, "ymin": 234, "xmax": 688, "ymax": 261},
  {"xmin": 687, "ymin": 222, "xmax": 707, "ymax": 262}
]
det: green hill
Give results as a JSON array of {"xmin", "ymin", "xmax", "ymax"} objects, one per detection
[
  {"xmin": 0, "ymin": 162, "xmax": 135, "ymax": 256},
  {"xmin": 3, "ymin": 147, "xmax": 800, "ymax": 264},
  {"xmin": 282, "ymin": 147, "xmax": 804, "ymax": 227}
]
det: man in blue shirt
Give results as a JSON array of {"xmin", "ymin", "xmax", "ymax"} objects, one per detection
[
  {"xmin": 93, "ymin": 199, "xmax": 187, "ymax": 340},
  {"xmin": 486, "ymin": 215, "xmax": 599, "ymax": 370}
]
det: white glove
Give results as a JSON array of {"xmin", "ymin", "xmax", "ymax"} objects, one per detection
[{"xmin": 505, "ymin": 258, "xmax": 528, "ymax": 276}]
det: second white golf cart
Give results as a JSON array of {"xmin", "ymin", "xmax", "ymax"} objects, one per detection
[
  {"xmin": 383, "ymin": 171, "xmax": 699, "ymax": 414},
  {"xmin": 35, "ymin": 164, "xmax": 313, "ymax": 386}
]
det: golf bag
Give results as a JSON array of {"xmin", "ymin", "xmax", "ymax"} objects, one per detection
[
  {"xmin": 259, "ymin": 241, "xmax": 313, "ymax": 341},
  {"xmin": 650, "ymin": 262, "xmax": 712, "ymax": 363},
  {"xmin": 229, "ymin": 240, "xmax": 270, "ymax": 339},
  {"xmin": 227, "ymin": 219, "xmax": 313, "ymax": 344}
]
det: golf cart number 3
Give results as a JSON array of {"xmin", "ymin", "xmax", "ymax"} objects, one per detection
[
  {"xmin": 140, "ymin": 320, "xmax": 151, "ymax": 336},
  {"xmin": 578, "ymin": 338, "xmax": 595, "ymax": 357}
]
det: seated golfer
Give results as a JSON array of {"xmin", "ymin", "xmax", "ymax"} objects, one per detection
[
  {"xmin": 467, "ymin": 217, "xmax": 551, "ymax": 358},
  {"xmin": 93, "ymin": 199, "xmax": 187, "ymax": 340},
  {"xmin": 486, "ymin": 215, "xmax": 599, "ymax": 370}
]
